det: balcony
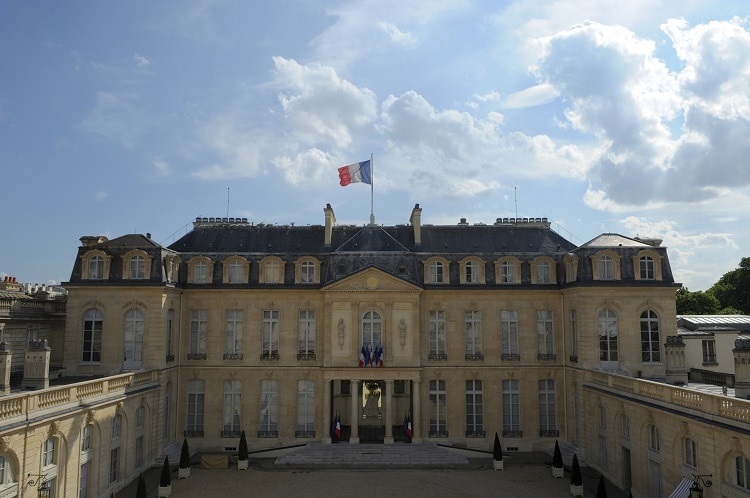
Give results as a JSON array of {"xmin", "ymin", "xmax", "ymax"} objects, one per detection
[
  {"xmin": 501, "ymin": 353, "xmax": 520, "ymax": 361},
  {"xmin": 221, "ymin": 430, "xmax": 242, "ymax": 438},
  {"xmin": 539, "ymin": 429, "xmax": 559, "ymax": 438},
  {"xmin": 297, "ymin": 351, "xmax": 316, "ymax": 361},
  {"xmin": 428, "ymin": 353, "xmax": 447, "ymax": 361},
  {"xmin": 464, "ymin": 353, "xmax": 484, "ymax": 361},
  {"xmin": 465, "ymin": 431, "xmax": 486, "ymax": 438},
  {"xmin": 184, "ymin": 430, "xmax": 204, "ymax": 438},
  {"xmin": 186, "ymin": 353, "xmax": 207, "ymax": 360},
  {"xmin": 537, "ymin": 353, "xmax": 557, "ymax": 361},
  {"xmin": 223, "ymin": 353, "xmax": 243, "ymax": 360},
  {"xmin": 502, "ymin": 430, "xmax": 523, "ymax": 438},
  {"xmin": 295, "ymin": 431, "xmax": 316, "ymax": 438}
]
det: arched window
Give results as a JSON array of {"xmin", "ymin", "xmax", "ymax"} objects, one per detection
[
  {"xmin": 193, "ymin": 260, "xmax": 209, "ymax": 283},
  {"xmin": 598, "ymin": 309, "xmax": 618, "ymax": 368},
  {"xmin": 500, "ymin": 261, "xmax": 516, "ymax": 284},
  {"xmin": 300, "ymin": 261, "xmax": 315, "ymax": 284},
  {"xmin": 82, "ymin": 309, "xmax": 103, "ymax": 362},
  {"xmin": 428, "ymin": 261, "xmax": 444, "ymax": 284},
  {"xmin": 536, "ymin": 261, "xmax": 551, "ymax": 284},
  {"xmin": 465, "ymin": 261, "xmax": 480, "ymax": 283},
  {"xmin": 639, "ymin": 256, "xmax": 655, "ymax": 280},
  {"xmin": 0, "ymin": 454, "xmax": 15, "ymax": 494},
  {"xmin": 640, "ymin": 310, "xmax": 661, "ymax": 362}
]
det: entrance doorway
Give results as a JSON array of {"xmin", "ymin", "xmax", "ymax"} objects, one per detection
[{"xmin": 360, "ymin": 380, "xmax": 384, "ymax": 442}]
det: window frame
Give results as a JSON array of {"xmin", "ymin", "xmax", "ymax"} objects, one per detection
[
  {"xmin": 465, "ymin": 380, "xmax": 484, "ymax": 437},
  {"xmin": 464, "ymin": 310, "xmax": 483, "ymax": 360},
  {"xmin": 640, "ymin": 310, "xmax": 661, "ymax": 362},
  {"xmin": 224, "ymin": 309, "xmax": 243, "ymax": 359},
  {"xmin": 188, "ymin": 310, "xmax": 208, "ymax": 360},
  {"xmin": 539, "ymin": 379, "xmax": 557, "ymax": 437},
  {"xmin": 186, "ymin": 379, "xmax": 205, "ymax": 437},
  {"xmin": 259, "ymin": 379, "xmax": 279, "ymax": 437},
  {"xmin": 82, "ymin": 309, "xmax": 103, "ymax": 363},
  {"xmin": 702, "ymin": 339, "xmax": 717, "ymax": 364},
  {"xmin": 298, "ymin": 310, "xmax": 316, "ymax": 359},
  {"xmin": 502, "ymin": 379, "xmax": 521, "ymax": 437},
  {"xmin": 429, "ymin": 379, "xmax": 447, "ymax": 437},
  {"xmin": 296, "ymin": 379, "xmax": 315, "ymax": 437},
  {"xmin": 261, "ymin": 310, "xmax": 280, "ymax": 360},
  {"xmin": 428, "ymin": 310, "xmax": 446, "ymax": 360},
  {"xmin": 501, "ymin": 310, "xmax": 519, "ymax": 360},
  {"xmin": 536, "ymin": 310, "xmax": 555, "ymax": 360},
  {"xmin": 222, "ymin": 379, "xmax": 242, "ymax": 437}
]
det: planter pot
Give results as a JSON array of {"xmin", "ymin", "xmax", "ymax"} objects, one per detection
[
  {"xmin": 493, "ymin": 459, "xmax": 504, "ymax": 471},
  {"xmin": 158, "ymin": 484, "xmax": 172, "ymax": 497},
  {"xmin": 178, "ymin": 467, "xmax": 190, "ymax": 479},
  {"xmin": 238, "ymin": 459, "xmax": 249, "ymax": 470},
  {"xmin": 570, "ymin": 484, "xmax": 584, "ymax": 497},
  {"xmin": 553, "ymin": 466, "xmax": 564, "ymax": 478}
]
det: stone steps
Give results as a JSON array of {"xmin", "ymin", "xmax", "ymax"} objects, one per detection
[{"xmin": 275, "ymin": 442, "xmax": 470, "ymax": 468}]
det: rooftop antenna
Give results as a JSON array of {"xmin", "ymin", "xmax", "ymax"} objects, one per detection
[{"xmin": 227, "ymin": 187, "xmax": 230, "ymax": 219}]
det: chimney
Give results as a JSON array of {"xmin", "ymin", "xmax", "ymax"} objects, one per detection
[
  {"xmin": 79, "ymin": 235, "xmax": 109, "ymax": 247},
  {"xmin": 22, "ymin": 339, "xmax": 51, "ymax": 390},
  {"xmin": 664, "ymin": 336, "xmax": 688, "ymax": 385},
  {"xmin": 324, "ymin": 203, "xmax": 336, "ymax": 247},
  {"xmin": 0, "ymin": 341, "xmax": 10, "ymax": 396},
  {"xmin": 410, "ymin": 203, "xmax": 422, "ymax": 246}
]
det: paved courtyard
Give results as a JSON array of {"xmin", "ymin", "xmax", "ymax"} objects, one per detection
[{"xmin": 122, "ymin": 452, "xmax": 630, "ymax": 498}]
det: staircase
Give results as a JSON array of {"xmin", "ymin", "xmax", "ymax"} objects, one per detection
[{"xmin": 275, "ymin": 442, "xmax": 470, "ymax": 468}]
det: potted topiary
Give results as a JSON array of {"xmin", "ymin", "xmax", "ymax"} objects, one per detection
[
  {"xmin": 136, "ymin": 473, "xmax": 147, "ymax": 498},
  {"xmin": 179, "ymin": 438, "xmax": 191, "ymax": 479},
  {"xmin": 596, "ymin": 474, "xmax": 608, "ymax": 498},
  {"xmin": 492, "ymin": 432, "xmax": 504, "ymax": 471},
  {"xmin": 552, "ymin": 440, "xmax": 564, "ymax": 478},
  {"xmin": 237, "ymin": 430, "xmax": 249, "ymax": 470},
  {"xmin": 158, "ymin": 455, "xmax": 172, "ymax": 497},
  {"xmin": 570, "ymin": 453, "xmax": 583, "ymax": 496}
]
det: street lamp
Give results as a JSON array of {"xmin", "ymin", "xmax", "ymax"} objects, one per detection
[
  {"xmin": 689, "ymin": 474, "xmax": 712, "ymax": 498},
  {"xmin": 27, "ymin": 473, "xmax": 50, "ymax": 498}
]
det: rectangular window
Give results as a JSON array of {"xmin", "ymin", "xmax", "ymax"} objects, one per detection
[
  {"xmin": 109, "ymin": 447, "xmax": 119, "ymax": 483},
  {"xmin": 429, "ymin": 261, "xmax": 444, "ymax": 284},
  {"xmin": 166, "ymin": 309, "xmax": 174, "ymax": 360},
  {"xmin": 537, "ymin": 310, "xmax": 555, "ymax": 360},
  {"xmin": 464, "ymin": 311, "xmax": 483, "ymax": 360},
  {"xmin": 89, "ymin": 256, "xmax": 104, "ymax": 280},
  {"xmin": 228, "ymin": 260, "xmax": 244, "ymax": 283},
  {"xmin": 186, "ymin": 379, "xmax": 205, "ymax": 436},
  {"xmin": 42, "ymin": 437, "xmax": 55, "ymax": 467},
  {"xmin": 500, "ymin": 261, "xmax": 515, "ymax": 283},
  {"xmin": 193, "ymin": 261, "xmax": 208, "ymax": 283},
  {"xmin": 465, "ymin": 380, "xmax": 484, "ymax": 437},
  {"xmin": 640, "ymin": 311, "xmax": 661, "ymax": 362},
  {"xmin": 79, "ymin": 461, "xmax": 89, "ymax": 498},
  {"xmin": 296, "ymin": 380, "xmax": 315, "ymax": 437},
  {"xmin": 129, "ymin": 256, "xmax": 145, "ymax": 279},
  {"xmin": 81, "ymin": 426, "xmax": 91, "ymax": 451},
  {"xmin": 265, "ymin": 261, "xmax": 281, "ymax": 283},
  {"xmin": 539, "ymin": 379, "xmax": 557, "ymax": 437},
  {"xmin": 429, "ymin": 380, "xmax": 447, "ymax": 437},
  {"xmin": 621, "ymin": 415, "xmax": 630, "ymax": 439},
  {"xmin": 640, "ymin": 256, "xmax": 655, "ymax": 279},
  {"xmin": 262, "ymin": 310, "xmax": 280, "ymax": 360},
  {"xmin": 736, "ymin": 456, "xmax": 750, "ymax": 490},
  {"xmin": 465, "ymin": 261, "xmax": 479, "ymax": 283},
  {"xmin": 82, "ymin": 311, "xmax": 103, "ymax": 362},
  {"xmin": 224, "ymin": 310, "xmax": 243, "ymax": 359},
  {"xmin": 298, "ymin": 310, "xmax": 316, "ymax": 359},
  {"xmin": 684, "ymin": 438, "xmax": 697, "ymax": 468},
  {"xmin": 501, "ymin": 310, "xmax": 519, "ymax": 360},
  {"xmin": 702, "ymin": 340, "xmax": 717, "ymax": 364},
  {"xmin": 300, "ymin": 261, "xmax": 315, "ymax": 284},
  {"xmin": 428, "ymin": 311, "xmax": 446, "ymax": 360},
  {"xmin": 223, "ymin": 379, "xmax": 242, "ymax": 436},
  {"xmin": 111, "ymin": 415, "xmax": 121, "ymax": 439},
  {"xmin": 188, "ymin": 310, "xmax": 208, "ymax": 360},
  {"xmin": 570, "ymin": 309, "xmax": 578, "ymax": 362},
  {"xmin": 649, "ymin": 425, "xmax": 660, "ymax": 452},
  {"xmin": 536, "ymin": 261, "xmax": 550, "ymax": 283},
  {"xmin": 135, "ymin": 435, "xmax": 143, "ymax": 469},
  {"xmin": 599, "ymin": 255, "xmax": 614, "ymax": 279},
  {"xmin": 260, "ymin": 379, "xmax": 278, "ymax": 436},
  {"xmin": 502, "ymin": 379, "xmax": 521, "ymax": 437},
  {"xmin": 136, "ymin": 406, "xmax": 144, "ymax": 428}
]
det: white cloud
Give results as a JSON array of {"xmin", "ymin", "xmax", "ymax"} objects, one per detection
[
  {"xmin": 272, "ymin": 57, "xmax": 378, "ymax": 148},
  {"xmin": 95, "ymin": 191, "xmax": 108, "ymax": 202},
  {"xmin": 80, "ymin": 92, "xmax": 146, "ymax": 149},
  {"xmin": 134, "ymin": 53, "xmax": 151, "ymax": 67},
  {"xmin": 501, "ymin": 83, "xmax": 560, "ymax": 109},
  {"xmin": 272, "ymin": 148, "xmax": 340, "ymax": 187},
  {"xmin": 378, "ymin": 21, "xmax": 415, "ymax": 46},
  {"xmin": 191, "ymin": 115, "xmax": 266, "ymax": 180},
  {"xmin": 152, "ymin": 159, "xmax": 171, "ymax": 177}
]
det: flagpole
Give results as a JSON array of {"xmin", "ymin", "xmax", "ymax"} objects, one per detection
[{"xmin": 369, "ymin": 152, "xmax": 375, "ymax": 225}]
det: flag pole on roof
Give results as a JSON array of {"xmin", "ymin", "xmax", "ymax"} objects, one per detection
[{"xmin": 369, "ymin": 152, "xmax": 375, "ymax": 225}]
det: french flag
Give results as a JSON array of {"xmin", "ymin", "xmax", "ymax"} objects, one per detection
[
  {"xmin": 338, "ymin": 160, "xmax": 372, "ymax": 186},
  {"xmin": 374, "ymin": 346, "xmax": 384, "ymax": 367},
  {"xmin": 335, "ymin": 414, "xmax": 341, "ymax": 439},
  {"xmin": 359, "ymin": 345, "xmax": 370, "ymax": 367}
]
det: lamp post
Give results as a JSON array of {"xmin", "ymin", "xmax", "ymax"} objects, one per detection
[
  {"xmin": 689, "ymin": 474, "xmax": 712, "ymax": 498},
  {"xmin": 27, "ymin": 473, "xmax": 51, "ymax": 498}
]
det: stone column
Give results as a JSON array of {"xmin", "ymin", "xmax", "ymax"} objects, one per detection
[
  {"xmin": 22, "ymin": 339, "xmax": 51, "ymax": 390},
  {"xmin": 412, "ymin": 379, "xmax": 422, "ymax": 443},
  {"xmin": 322, "ymin": 380, "xmax": 332, "ymax": 444},
  {"xmin": 384, "ymin": 380, "xmax": 394, "ymax": 444},
  {"xmin": 349, "ymin": 379, "xmax": 360, "ymax": 444},
  {"xmin": 733, "ymin": 337, "xmax": 750, "ymax": 399},
  {"xmin": 664, "ymin": 336, "xmax": 688, "ymax": 386},
  {"xmin": 0, "ymin": 343, "xmax": 11, "ymax": 396}
]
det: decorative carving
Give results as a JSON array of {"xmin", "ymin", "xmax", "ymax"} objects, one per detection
[
  {"xmin": 731, "ymin": 437, "xmax": 743, "ymax": 455},
  {"xmin": 86, "ymin": 410, "xmax": 96, "ymax": 425},
  {"xmin": 399, "ymin": 319, "xmax": 407, "ymax": 350},
  {"xmin": 0, "ymin": 436, "xmax": 7, "ymax": 452},
  {"xmin": 48, "ymin": 421, "xmax": 59, "ymax": 436},
  {"xmin": 116, "ymin": 401, "xmax": 124, "ymax": 413},
  {"xmin": 338, "ymin": 319, "xmax": 346, "ymax": 350},
  {"xmin": 679, "ymin": 421, "xmax": 690, "ymax": 436}
]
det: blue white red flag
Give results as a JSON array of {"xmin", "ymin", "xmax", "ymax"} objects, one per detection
[
  {"xmin": 335, "ymin": 415, "xmax": 341, "ymax": 438},
  {"xmin": 338, "ymin": 160, "xmax": 372, "ymax": 186},
  {"xmin": 359, "ymin": 344, "xmax": 371, "ymax": 367},
  {"xmin": 407, "ymin": 417, "xmax": 413, "ymax": 439},
  {"xmin": 374, "ymin": 346, "xmax": 383, "ymax": 367}
]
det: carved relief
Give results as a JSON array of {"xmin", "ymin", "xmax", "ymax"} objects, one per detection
[
  {"xmin": 48, "ymin": 421, "xmax": 60, "ymax": 436},
  {"xmin": 338, "ymin": 319, "xmax": 346, "ymax": 350},
  {"xmin": 399, "ymin": 319, "xmax": 407, "ymax": 350},
  {"xmin": 86, "ymin": 410, "xmax": 96, "ymax": 425}
]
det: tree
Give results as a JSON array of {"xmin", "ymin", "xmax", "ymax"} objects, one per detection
[
  {"xmin": 709, "ymin": 257, "xmax": 750, "ymax": 314},
  {"xmin": 552, "ymin": 440, "xmax": 563, "ymax": 468},
  {"xmin": 493, "ymin": 432, "xmax": 503, "ymax": 461},
  {"xmin": 239, "ymin": 430, "xmax": 248, "ymax": 461},
  {"xmin": 570, "ymin": 454, "xmax": 582, "ymax": 486},
  {"xmin": 180, "ymin": 438, "xmax": 190, "ymax": 469},
  {"xmin": 676, "ymin": 287, "xmax": 720, "ymax": 315},
  {"xmin": 596, "ymin": 474, "xmax": 608, "ymax": 498},
  {"xmin": 136, "ymin": 473, "xmax": 147, "ymax": 498},
  {"xmin": 160, "ymin": 456, "xmax": 171, "ymax": 487}
]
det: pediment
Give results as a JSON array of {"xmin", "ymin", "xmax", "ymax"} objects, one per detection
[{"xmin": 323, "ymin": 267, "xmax": 422, "ymax": 293}]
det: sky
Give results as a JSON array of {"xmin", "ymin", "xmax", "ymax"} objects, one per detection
[{"xmin": 1, "ymin": 0, "xmax": 749, "ymax": 292}]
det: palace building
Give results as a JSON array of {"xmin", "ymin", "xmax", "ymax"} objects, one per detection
[{"xmin": 1, "ymin": 203, "xmax": 749, "ymax": 497}]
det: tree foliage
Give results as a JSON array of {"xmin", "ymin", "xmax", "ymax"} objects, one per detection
[
  {"xmin": 709, "ymin": 257, "xmax": 750, "ymax": 314},
  {"xmin": 676, "ymin": 287, "xmax": 720, "ymax": 315}
]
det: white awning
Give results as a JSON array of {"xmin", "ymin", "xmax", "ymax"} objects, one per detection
[{"xmin": 667, "ymin": 476, "xmax": 693, "ymax": 498}]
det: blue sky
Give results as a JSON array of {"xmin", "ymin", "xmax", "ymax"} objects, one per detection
[{"xmin": 2, "ymin": 0, "xmax": 749, "ymax": 291}]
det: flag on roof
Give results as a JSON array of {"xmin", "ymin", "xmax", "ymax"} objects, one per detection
[{"xmin": 338, "ymin": 160, "xmax": 372, "ymax": 186}]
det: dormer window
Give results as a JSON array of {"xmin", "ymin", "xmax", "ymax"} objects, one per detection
[
  {"xmin": 260, "ymin": 257, "xmax": 285, "ymax": 284},
  {"xmin": 424, "ymin": 257, "xmax": 450, "ymax": 284},
  {"xmin": 129, "ymin": 255, "xmax": 145, "ymax": 279},
  {"xmin": 465, "ymin": 261, "xmax": 479, "ymax": 283},
  {"xmin": 639, "ymin": 256, "xmax": 654, "ymax": 280},
  {"xmin": 495, "ymin": 257, "xmax": 521, "ymax": 285},
  {"xmin": 592, "ymin": 251, "xmax": 621, "ymax": 281},
  {"xmin": 295, "ymin": 258, "xmax": 320, "ymax": 284},
  {"xmin": 633, "ymin": 250, "xmax": 662, "ymax": 281},
  {"xmin": 224, "ymin": 257, "xmax": 248, "ymax": 284},
  {"xmin": 194, "ymin": 260, "xmax": 209, "ymax": 283},
  {"xmin": 599, "ymin": 255, "xmax": 614, "ymax": 280},
  {"xmin": 90, "ymin": 255, "xmax": 104, "ymax": 280}
]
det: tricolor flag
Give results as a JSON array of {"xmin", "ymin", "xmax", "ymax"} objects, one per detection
[
  {"xmin": 373, "ymin": 346, "xmax": 384, "ymax": 367},
  {"xmin": 335, "ymin": 414, "xmax": 341, "ymax": 438},
  {"xmin": 359, "ymin": 344, "xmax": 371, "ymax": 367},
  {"xmin": 338, "ymin": 160, "xmax": 372, "ymax": 186},
  {"xmin": 407, "ymin": 417, "xmax": 413, "ymax": 439}
]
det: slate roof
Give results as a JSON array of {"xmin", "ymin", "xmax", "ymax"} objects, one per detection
[
  {"xmin": 677, "ymin": 315, "xmax": 750, "ymax": 333},
  {"xmin": 580, "ymin": 233, "xmax": 652, "ymax": 248}
]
